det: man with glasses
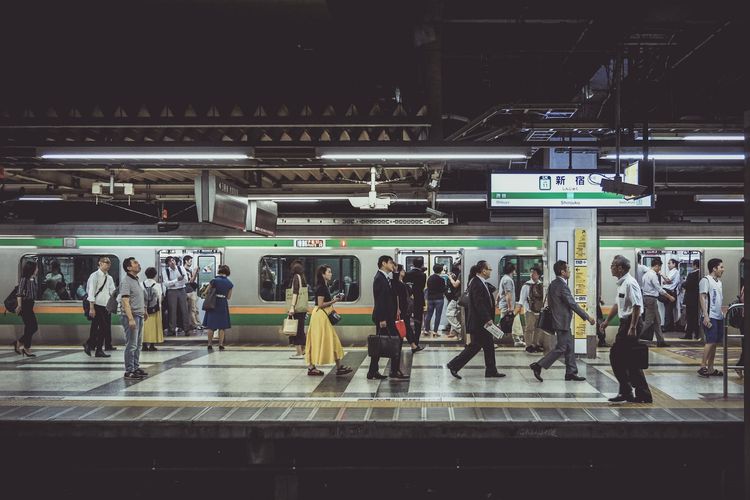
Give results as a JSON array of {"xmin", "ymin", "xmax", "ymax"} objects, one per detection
[{"xmin": 83, "ymin": 256, "xmax": 116, "ymax": 357}]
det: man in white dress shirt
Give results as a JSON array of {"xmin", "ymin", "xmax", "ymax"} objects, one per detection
[
  {"xmin": 162, "ymin": 256, "xmax": 191, "ymax": 336},
  {"xmin": 662, "ymin": 258, "xmax": 681, "ymax": 331},
  {"xmin": 183, "ymin": 255, "xmax": 202, "ymax": 331},
  {"xmin": 83, "ymin": 256, "xmax": 117, "ymax": 357},
  {"xmin": 640, "ymin": 257, "xmax": 675, "ymax": 347}
]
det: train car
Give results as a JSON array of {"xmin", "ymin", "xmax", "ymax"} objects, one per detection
[{"xmin": 0, "ymin": 223, "xmax": 742, "ymax": 346}]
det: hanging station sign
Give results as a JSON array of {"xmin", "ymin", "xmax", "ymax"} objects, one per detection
[{"xmin": 489, "ymin": 164, "xmax": 653, "ymax": 208}]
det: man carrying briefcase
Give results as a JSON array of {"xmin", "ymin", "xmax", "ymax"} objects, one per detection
[{"xmin": 600, "ymin": 255, "xmax": 653, "ymax": 404}]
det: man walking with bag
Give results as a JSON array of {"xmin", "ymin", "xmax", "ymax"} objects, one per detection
[
  {"xmin": 446, "ymin": 260, "xmax": 504, "ymax": 379},
  {"xmin": 529, "ymin": 261, "xmax": 595, "ymax": 382},
  {"xmin": 600, "ymin": 255, "xmax": 652, "ymax": 403},
  {"xmin": 367, "ymin": 255, "xmax": 408, "ymax": 380}
]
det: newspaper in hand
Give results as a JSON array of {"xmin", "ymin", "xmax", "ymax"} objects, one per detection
[{"xmin": 485, "ymin": 322, "xmax": 504, "ymax": 340}]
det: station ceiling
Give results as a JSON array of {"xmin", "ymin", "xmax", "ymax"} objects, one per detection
[{"xmin": 0, "ymin": 1, "xmax": 746, "ymax": 222}]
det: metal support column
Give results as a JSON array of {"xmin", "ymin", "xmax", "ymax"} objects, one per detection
[{"xmin": 743, "ymin": 109, "xmax": 749, "ymax": 500}]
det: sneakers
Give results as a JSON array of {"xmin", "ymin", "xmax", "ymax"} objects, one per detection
[
  {"xmin": 289, "ymin": 353, "xmax": 305, "ymax": 359},
  {"xmin": 134, "ymin": 368, "xmax": 148, "ymax": 377},
  {"xmin": 124, "ymin": 371, "xmax": 144, "ymax": 380}
]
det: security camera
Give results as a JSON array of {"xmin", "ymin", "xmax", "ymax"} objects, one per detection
[
  {"xmin": 425, "ymin": 207, "xmax": 447, "ymax": 217},
  {"xmin": 349, "ymin": 195, "xmax": 391, "ymax": 210},
  {"xmin": 600, "ymin": 176, "xmax": 648, "ymax": 199},
  {"xmin": 157, "ymin": 222, "xmax": 180, "ymax": 233}
]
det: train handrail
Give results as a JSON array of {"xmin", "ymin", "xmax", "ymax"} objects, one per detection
[{"xmin": 722, "ymin": 303, "xmax": 744, "ymax": 398}]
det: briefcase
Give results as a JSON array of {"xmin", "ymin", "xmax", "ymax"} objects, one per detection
[
  {"xmin": 630, "ymin": 342, "xmax": 649, "ymax": 369},
  {"xmin": 537, "ymin": 306, "xmax": 554, "ymax": 334},
  {"xmin": 367, "ymin": 333, "xmax": 402, "ymax": 358}
]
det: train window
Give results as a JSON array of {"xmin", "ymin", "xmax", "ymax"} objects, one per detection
[
  {"xmin": 499, "ymin": 255, "xmax": 543, "ymax": 301},
  {"xmin": 259, "ymin": 255, "xmax": 361, "ymax": 302},
  {"xmin": 20, "ymin": 254, "xmax": 120, "ymax": 302},
  {"xmin": 434, "ymin": 256, "xmax": 453, "ymax": 273},
  {"xmin": 196, "ymin": 256, "xmax": 216, "ymax": 289}
]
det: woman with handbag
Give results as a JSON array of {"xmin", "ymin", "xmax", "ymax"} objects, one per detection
[
  {"xmin": 286, "ymin": 260, "xmax": 308, "ymax": 360},
  {"xmin": 204, "ymin": 265, "xmax": 233, "ymax": 351},
  {"xmin": 305, "ymin": 265, "xmax": 352, "ymax": 376},
  {"xmin": 12, "ymin": 261, "xmax": 39, "ymax": 357},
  {"xmin": 392, "ymin": 264, "xmax": 424, "ymax": 354},
  {"xmin": 142, "ymin": 267, "xmax": 164, "ymax": 351}
]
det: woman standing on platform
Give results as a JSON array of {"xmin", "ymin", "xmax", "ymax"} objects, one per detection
[
  {"xmin": 305, "ymin": 265, "xmax": 352, "ymax": 376},
  {"xmin": 286, "ymin": 260, "xmax": 308, "ymax": 360},
  {"xmin": 204, "ymin": 265, "xmax": 233, "ymax": 351},
  {"xmin": 142, "ymin": 267, "xmax": 164, "ymax": 351},
  {"xmin": 12, "ymin": 261, "xmax": 39, "ymax": 357},
  {"xmin": 392, "ymin": 264, "xmax": 424, "ymax": 354}
]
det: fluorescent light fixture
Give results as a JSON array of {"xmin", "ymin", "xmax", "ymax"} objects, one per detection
[
  {"xmin": 437, "ymin": 198, "xmax": 487, "ymax": 203},
  {"xmin": 321, "ymin": 153, "xmax": 526, "ymax": 160},
  {"xmin": 683, "ymin": 135, "xmax": 744, "ymax": 141},
  {"xmin": 391, "ymin": 198, "xmax": 429, "ymax": 203},
  {"xmin": 602, "ymin": 153, "xmax": 744, "ymax": 161},
  {"xmin": 247, "ymin": 195, "xmax": 349, "ymax": 202},
  {"xmin": 41, "ymin": 153, "xmax": 250, "ymax": 160},
  {"xmin": 694, "ymin": 194, "xmax": 744, "ymax": 203},
  {"xmin": 18, "ymin": 195, "xmax": 64, "ymax": 201},
  {"xmin": 274, "ymin": 199, "xmax": 321, "ymax": 203}
]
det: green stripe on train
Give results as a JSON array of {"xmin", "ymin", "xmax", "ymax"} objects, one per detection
[{"xmin": 0, "ymin": 237, "xmax": 741, "ymax": 249}]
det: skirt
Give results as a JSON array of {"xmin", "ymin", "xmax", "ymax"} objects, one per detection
[
  {"xmin": 143, "ymin": 310, "xmax": 164, "ymax": 344},
  {"xmin": 203, "ymin": 298, "xmax": 231, "ymax": 330},
  {"xmin": 305, "ymin": 307, "xmax": 344, "ymax": 366}
]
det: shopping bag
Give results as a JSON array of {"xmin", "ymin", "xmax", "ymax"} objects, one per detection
[
  {"xmin": 282, "ymin": 317, "xmax": 298, "ymax": 336},
  {"xmin": 395, "ymin": 316, "xmax": 407, "ymax": 338},
  {"xmin": 512, "ymin": 314, "xmax": 524, "ymax": 338}
]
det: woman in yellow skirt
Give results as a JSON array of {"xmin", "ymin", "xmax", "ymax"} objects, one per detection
[
  {"xmin": 305, "ymin": 265, "xmax": 353, "ymax": 376},
  {"xmin": 142, "ymin": 267, "xmax": 164, "ymax": 351}
]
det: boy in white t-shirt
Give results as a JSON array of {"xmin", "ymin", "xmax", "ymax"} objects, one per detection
[{"xmin": 698, "ymin": 258, "xmax": 725, "ymax": 377}]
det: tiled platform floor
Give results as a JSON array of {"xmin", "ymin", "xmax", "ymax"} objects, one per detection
[{"xmin": 0, "ymin": 343, "xmax": 743, "ymax": 424}]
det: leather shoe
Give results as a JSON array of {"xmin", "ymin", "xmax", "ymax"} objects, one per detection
[
  {"xmin": 94, "ymin": 349, "xmax": 111, "ymax": 358},
  {"xmin": 485, "ymin": 372, "xmax": 506, "ymax": 378},
  {"xmin": 411, "ymin": 345, "xmax": 425, "ymax": 354},
  {"xmin": 634, "ymin": 397, "xmax": 653, "ymax": 404},
  {"xmin": 105, "ymin": 346, "xmax": 117, "ymax": 351},
  {"xmin": 529, "ymin": 363, "xmax": 543, "ymax": 382},
  {"xmin": 608, "ymin": 393, "xmax": 635, "ymax": 403},
  {"xmin": 565, "ymin": 374, "xmax": 586, "ymax": 381},
  {"xmin": 389, "ymin": 371, "xmax": 410, "ymax": 380},
  {"xmin": 656, "ymin": 342, "xmax": 670, "ymax": 347},
  {"xmin": 447, "ymin": 366, "xmax": 462, "ymax": 379},
  {"xmin": 82, "ymin": 343, "xmax": 92, "ymax": 356},
  {"xmin": 367, "ymin": 372, "xmax": 387, "ymax": 380}
]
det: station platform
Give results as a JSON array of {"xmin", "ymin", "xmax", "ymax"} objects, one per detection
[{"xmin": 0, "ymin": 343, "xmax": 744, "ymax": 499}]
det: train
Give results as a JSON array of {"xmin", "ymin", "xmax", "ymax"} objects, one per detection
[{"xmin": 0, "ymin": 222, "xmax": 743, "ymax": 346}]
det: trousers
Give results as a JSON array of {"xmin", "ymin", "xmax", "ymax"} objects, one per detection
[
  {"xmin": 86, "ymin": 304, "xmax": 111, "ymax": 349},
  {"xmin": 18, "ymin": 299, "xmax": 37, "ymax": 349},
  {"xmin": 610, "ymin": 315, "xmax": 651, "ymax": 400},
  {"xmin": 425, "ymin": 298, "xmax": 444, "ymax": 332},
  {"xmin": 166, "ymin": 288, "xmax": 190, "ymax": 334},
  {"xmin": 641, "ymin": 296, "xmax": 665, "ymax": 342},
  {"xmin": 524, "ymin": 311, "xmax": 542, "ymax": 346},
  {"xmin": 537, "ymin": 329, "xmax": 577, "ymax": 376},
  {"xmin": 446, "ymin": 300, "xmax": 462, "ymax": 335},
  {"xmin": 447, "ymin": 327, "xmax": 498, "ymax": 375},
  {"xmin": 368, "ymin": 323, "xmax": 403, "ymax": 376}
]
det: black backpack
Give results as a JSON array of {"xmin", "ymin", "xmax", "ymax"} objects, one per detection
[{"xmin": 145, "ymin": 283, "xmax": 160, "ymax": 314}]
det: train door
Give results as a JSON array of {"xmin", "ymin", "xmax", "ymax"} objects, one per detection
[
  {"xmin": 498, "ymin": 255, "xmax": 544, "ymax": 301},
  {"xmin": 637, "ymin": 249, "xmax": 702, "ymax": 328},
  {"xmin": 396, "ymin": 249, "xmax": 463, "ymax": 342},
  {"xmin": 156, "ymin": 248, "xmax": 223, "ymax": 331}
]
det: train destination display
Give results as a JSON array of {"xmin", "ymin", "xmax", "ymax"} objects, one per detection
[{"xmin": 489, "ymin": 164, "xmax": 653, "ymax": 208}]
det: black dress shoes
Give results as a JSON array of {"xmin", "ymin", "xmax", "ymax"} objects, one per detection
[
  {"xmin": 82, "ymin": 343, "xmax": 92, "ymax": 356},
  {"xmin": 485, "ymin": 372, "xmax": 506, "ymax": 378},
  {"xmin": 608, "ymin": 393, "xmax": 636, "ymax": 403},
  {"xmin": 367, "ymin": 372, "xmax": 387, "ymax": 380},
  {"xmin": 447, "ymin": 366, "xmax": 462, "ymax": 379},
  {"xmin": 565, "ymin": 374, "xmax": 586, "ymax": 381},
  {"xmin": 389, "ymin": 371, "xmax": 410, "ymax": 380},
  {"xmin": 105, "ymin": 345, "xmax": 117, "ymax": 351},
  {"xmin": 94, "ymin": 349, "xmax": 111, "ymax": 358},
  {"xmin": 529, "ymin": 362, "xmax": 543, "ymax": 382},
  {"xmin": 656, "ymin": 342, "xmax": 671, "ymax": 348},
  {"xmin": 411, "ymin": 345, "xmax": 425, "ymax": 354}
]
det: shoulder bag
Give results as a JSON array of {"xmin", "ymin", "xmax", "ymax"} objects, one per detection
[
  {"xmin": 536, "ymin": 292, "xmax": 554, "ymax": 334},
  {"xmin": 83, "ymin": 275, "xmax": 108, "ymax": 319},
  {"xmin": 202, "ymin": 283, "xmax": 217, "ymax": 311},
  {"xmin": 285, "ymin": 274, "xmax": 309, "ymax": 313},
  {"xmin": 457, "ymin": 277, "xmax": 474, "ymax": 308}
]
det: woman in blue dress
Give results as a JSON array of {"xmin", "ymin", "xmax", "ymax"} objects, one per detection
[{"xmin": 204, "ymin": 265, "xmax": 233, "ymax": 351}]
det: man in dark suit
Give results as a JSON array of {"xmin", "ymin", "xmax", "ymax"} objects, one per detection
[
  {"xmin": 446, "ymin": 260, "xmax": 504, "ymax": 379},
  {"xmin": 404, "ymin": 257, "xmax": 427, "ymax": 347},
  {"xmin": 368, "ymin": 255, "xmax": 409, "ymax": 380},
  {"xmin": 681, "ymin": 259, "xmax": 701, "ymax": 339},
  {"xmin": 530, "ymin": 260, "xmax": 595, "ymax": 382}
]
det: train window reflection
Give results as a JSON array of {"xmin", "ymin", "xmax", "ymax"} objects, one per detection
[
  {"xmin": 259, "ymin": 255, "xmax": 361, "ymax": 302},
  {"xmin": 499, "ymin": 255, "xmax": 543, "ymax": 301},
  {"xmin": 20, "ymin": 254, "xmax": 120, "ymax": 302}
]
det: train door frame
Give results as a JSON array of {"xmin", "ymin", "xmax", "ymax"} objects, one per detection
[
  {"xmin": 498, "ymin": 254, "xmax": 545, "ymax": 302},
  {"xmin": 396, "ymin": 248, "xmax": 464, "ymax": 344},
  {"xmin": 156, "ymin": 248, "xmax": 224, "ymax": 326}
]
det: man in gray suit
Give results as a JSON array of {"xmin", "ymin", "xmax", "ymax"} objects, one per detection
[{"xmin": 530, "ymin": 260, "xmax": 595, "ymax": 382}]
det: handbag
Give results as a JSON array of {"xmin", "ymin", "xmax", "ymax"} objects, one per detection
[
  {"xmin": 328, "ymin": 309, "xmax": 342, "ymax": 325},
  {"xmin": 499, "ymin": 313, "xmax": 515, "ymax": 334},
  {"xmin": 630, "ymin": 342, "xmax": 649, "ymax": 369},
  {"xmin": 367, "ymin": 332, "xmax": 402, "ymax": 358},
  {"xmin": 536, "ymin": 293, "xmax": 554, "ymax": 334},
  {"xmin": 282, "ymin": 317, "xmax": 298, "ymax": 336},
  {"xmin": 457, "ymin": 278, "xmax": 473, "ymax": 308},
  {"xmin": 394, "ymin": 296, "xmax": 407, "ymax": 338},
  {"xmin": 202, "ymin": 285, "xmax": 217, "ymax": 311},
  {"xmin": 285, "ymin": 274, "xmax": 309, "ymax": 313}
]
